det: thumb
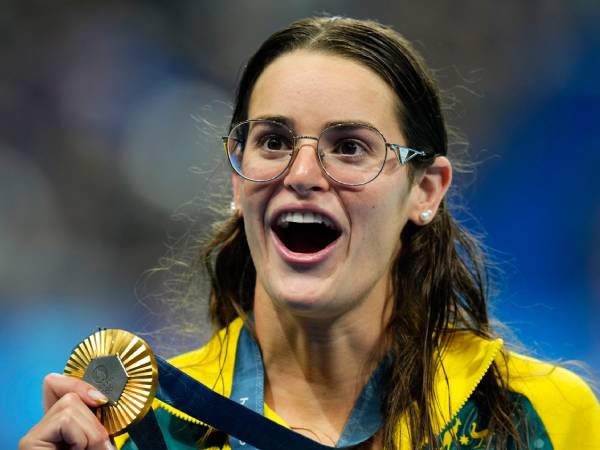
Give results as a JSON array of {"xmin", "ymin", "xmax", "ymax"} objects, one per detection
[{"xmin": 43, "ymin": 373, "xmax": 109, "ymax": 412}]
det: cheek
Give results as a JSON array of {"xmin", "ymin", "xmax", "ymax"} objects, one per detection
[
  {"xmin": 356, "ymin": 188, "xmax": 409, "ymax": 250},
  {"xmin": 238, "ymin": 182, "xmax": 270, "ymax": 215},
  {"xmin": 238, "ymin": 182, "xmax": 278, "ymax": 241},
  {"xmin": 345, "ymin": 195, "xmax": 396, "ymax": 245},
  {"xmin": 240, "ymin": 198, "xmax": 264, "ymax": 240}
]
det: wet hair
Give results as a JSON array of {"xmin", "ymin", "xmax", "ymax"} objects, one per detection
[{"xmin": 201, "ymin": 17, "xmax": 524, "ymax": 449}]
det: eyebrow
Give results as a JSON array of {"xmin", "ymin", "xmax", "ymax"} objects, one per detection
[
  {"xmin": 252, "ymin": 115, "xmax": 294, "ymax": 128},
  {"xmin": 249, "ymin": 115, "xmax": 380, "ymax": 132}
]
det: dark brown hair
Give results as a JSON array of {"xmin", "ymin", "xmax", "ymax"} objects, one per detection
[{"xmin": 202, "ymin": 17, "xmax": 523, "ymax": 449}]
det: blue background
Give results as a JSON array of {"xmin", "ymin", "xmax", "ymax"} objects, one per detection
[{"xmin": 2, "ymin": 1, "xmax": 598, "ymax": 446}]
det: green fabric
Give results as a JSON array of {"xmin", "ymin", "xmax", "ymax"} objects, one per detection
[
  {"xmin": 122, "ymin": 391, "xmax": 553, "ymax": 449},
  {"xmin": 433, "ymin": 392, "xmax": 552, "ymax": 449},
  {"xmin": 120, "ymin": 408, "xmax": 225, "ymax": 450}
]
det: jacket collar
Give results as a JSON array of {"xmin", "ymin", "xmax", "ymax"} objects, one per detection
[
  {"xmin": 432, "ymin": 331, "xmax": 503, "ymax": 432},
  {"xmin": 159, "ymin": 318, "xmax": 503, "ymax": 439}
]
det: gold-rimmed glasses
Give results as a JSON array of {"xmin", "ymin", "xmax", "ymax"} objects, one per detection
[{"xmin": 223, "ymin": 119, "xmax": 433, "ymax": 186}]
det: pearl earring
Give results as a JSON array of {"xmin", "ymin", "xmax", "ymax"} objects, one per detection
[
  {"xmin": 230, "ymin": 201, "xmax": 237, "ymax": 213},
  {"xmin": 419, "ymin": 209, "xmax": 433, "ymax": 223}
]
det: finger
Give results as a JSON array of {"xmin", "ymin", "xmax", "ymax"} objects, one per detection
[
  {"xmin": 21, "ymin": 393, "xmax": 114, "ymax": 450},
  {"xmin": 51, "ymin": 411, "xmax": 88, "ymax": 450},
  {"xmin": 43, "ymin": 373, "xmax": 109, "ymax": 412},
  {"xmin": 55, "ymin": 393, "xmax": 115, "ymax": 450},
  {"xmin": 53, "ymin": 409, "xmax": 113, "ymax": 450},
  {"xmin": 50, "ymin": 412, "xmax": 113, "ymax": 450}
]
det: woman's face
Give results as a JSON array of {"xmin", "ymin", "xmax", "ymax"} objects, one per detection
[{"xmin": 233, "ymin": 50, "xmax": 429, "ymax": 320}]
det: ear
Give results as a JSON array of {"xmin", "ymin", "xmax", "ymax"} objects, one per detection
[
  {"xmin": 408, "ymin": 156, "xmax": 452, "ymax": 225},
  {"xmin": 231, "ymin": 173, "xmax": 243, "ymax": 217}
]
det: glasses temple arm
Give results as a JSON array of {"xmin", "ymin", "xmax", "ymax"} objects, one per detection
[{"xmin": 387, "ymin": 144, "xmax": 434, "ymax": 165}]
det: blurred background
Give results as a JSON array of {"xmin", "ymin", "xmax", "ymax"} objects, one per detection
[{"xmin": 2, "ymin": 0, "xmax": 599, "ymax": 444}]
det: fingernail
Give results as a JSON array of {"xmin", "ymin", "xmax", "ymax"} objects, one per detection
[
  {"xmin": 105, "ymin": 441, "xmax": 117, "ymax": 450},
  {"xmin": 88, "ymin": 388, "xmax": 109, "ymax": 404}
]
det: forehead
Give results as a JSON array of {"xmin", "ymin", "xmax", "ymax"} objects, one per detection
[{"xmin": 248, "ymin": 50, "xmax": 402, "ymax": 138}]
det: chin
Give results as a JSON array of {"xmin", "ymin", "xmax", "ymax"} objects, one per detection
[
  {"xmin": 272, "ymin": 290, "xmax": 348, "ymax": 321},
  {"xmin": 276, "ymin": 292, "xmax": 324, "ymax": 311}
]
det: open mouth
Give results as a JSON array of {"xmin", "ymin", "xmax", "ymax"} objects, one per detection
[{"xmin": 272, "ymin": 211, "xmax": 342, "ymax": 254}]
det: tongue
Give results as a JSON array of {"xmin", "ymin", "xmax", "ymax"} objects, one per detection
[{"xmin": 280, "ymin": 223, "xmax": 337, "ymax": 254}]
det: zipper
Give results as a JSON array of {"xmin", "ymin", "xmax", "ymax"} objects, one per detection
[
  {"xmin": 437, "ymin": 337, "xmax": 504, "ymax": 434},
  {"xmin": 155, "ymin": 398, "xmax": 207, "ymax": 427}
]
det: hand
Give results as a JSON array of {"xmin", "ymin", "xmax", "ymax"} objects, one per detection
[{"xmin": 19, "ymin": 373, "xmax": 115, "ymax": 450}]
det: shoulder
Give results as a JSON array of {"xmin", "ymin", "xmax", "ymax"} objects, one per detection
[
  {"xmin": 441, "ymin": 331, "xmax": 600, "ymax": 449},
  {"xmin": 496, "ymin": 350, "xmax": 600, "ymax": 450},
  {"xmin": 497, "ymin": 350, "xmax": 598, "ymax": 411},
  {"xmin": 443, "ymin": 331, "xmax": 599, "ymax": 415}
]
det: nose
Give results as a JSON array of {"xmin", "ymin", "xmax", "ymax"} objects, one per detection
[{"xmin": 283, "ymin": 138, "xmax": 329, "ymax": 195}]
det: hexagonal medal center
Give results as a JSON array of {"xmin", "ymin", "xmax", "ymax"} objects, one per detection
[{"xmin": 83, "ymin": 355, "xmax": 127, "ymax": 404}]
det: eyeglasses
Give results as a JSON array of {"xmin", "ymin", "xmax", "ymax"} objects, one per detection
[{"xmin": 222, "ymin": 119, "xmax": 433, "ymax": 186}]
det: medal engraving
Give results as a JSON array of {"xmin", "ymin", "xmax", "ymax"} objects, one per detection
[
  {"xmin": 65, "ymin": 329, "xmax": 158, "ymax": 436},
  {"xmin": 83, "ymin": 355, "xmax": 128, "ymax": 404}
]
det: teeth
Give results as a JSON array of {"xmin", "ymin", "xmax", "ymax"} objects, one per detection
[{"xmin": 276, "ymin": 211, "xmax": 335, "ymax": 229}]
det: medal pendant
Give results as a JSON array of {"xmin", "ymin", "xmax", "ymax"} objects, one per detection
[{"xmin": 64, "ymin": 329, "xmax": 158, "ymax": 436}]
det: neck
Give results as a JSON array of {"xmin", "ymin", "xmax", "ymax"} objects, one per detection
[
  {"xmin": 256, "ymin": 306, "xmax": 385, "ymax": 386},
  {"xmin": 252, "ymin": 286, "xmax": 391, "ymax": 444}
]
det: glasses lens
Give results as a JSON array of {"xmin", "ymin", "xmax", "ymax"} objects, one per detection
[
  {"xmin": 227, "ymin": 120, "xmax": 294, "ymax": 181},
  {"xmin": 318, "ymin": 124, "xmax": 387, "ymax": 185}
]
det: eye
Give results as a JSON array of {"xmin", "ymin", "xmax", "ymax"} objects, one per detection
[
  {"xmin": 260, "ymin": 134, "xmax": 290, "ymax": 151},
  {"xmin": 332, "ymin": 139, "xmax": 369, "ymax": 157}
]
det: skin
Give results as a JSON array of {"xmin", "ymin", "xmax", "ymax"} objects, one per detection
[
  {"xmin": 18, "ymin": 373, "xmax": 115, "ymax": 450},
  {"xmin": 20, "ymin": 49, "xmax": 451, "ymax": 450},
  {"xmin": 232, "ymin": 50, "xmax": 452, "ymax": 446}
]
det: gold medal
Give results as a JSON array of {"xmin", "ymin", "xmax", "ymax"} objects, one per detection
[{"xmin": 64, "ymin": 329, "xmax": 158, "ymax": 436}]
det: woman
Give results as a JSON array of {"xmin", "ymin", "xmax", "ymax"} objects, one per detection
[{"xmin": 19, "ymin": 16, "xmax": 600, "ymax": 450}]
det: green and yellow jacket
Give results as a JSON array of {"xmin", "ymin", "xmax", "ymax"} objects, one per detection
[{"xmin": 117, "ymin": 318, "xmax": 600, "ymax": 450}]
